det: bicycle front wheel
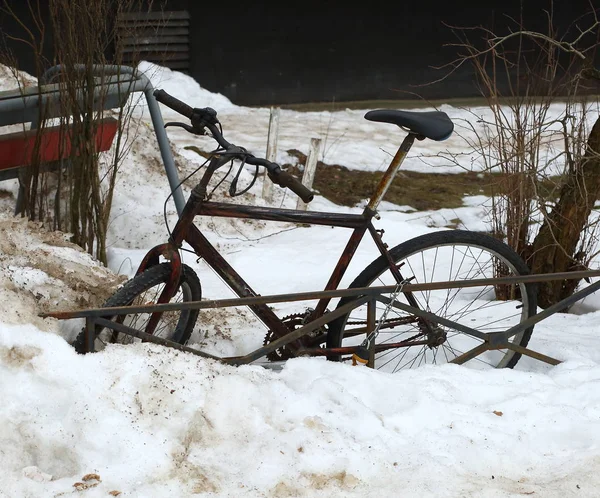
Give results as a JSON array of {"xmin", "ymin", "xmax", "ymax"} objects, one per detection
[
  {"xmin": 327, "ymin": 230, "xmax": 537, "ymax": 371},
  {"xmin": 72, "ymin": 263, "xmax": 201, "ymax": 353}
]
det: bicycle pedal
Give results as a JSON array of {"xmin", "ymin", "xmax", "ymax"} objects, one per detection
[{"xmin": 352, "ymin": 346, "xmax": 370, "ymax": 366}]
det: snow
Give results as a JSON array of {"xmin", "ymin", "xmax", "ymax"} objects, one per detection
[{"xmin": 1, "ymin": 62, "xmax": 600, "ymax": 497}]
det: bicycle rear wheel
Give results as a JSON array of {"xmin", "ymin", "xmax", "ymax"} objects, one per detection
[
  {"xmin": 327, "ymin": 230, "xmax": 537, "ymax": 371},
  {"xmin": 72, "ymin": 263, "xmax": 201, "ymax": 353}
]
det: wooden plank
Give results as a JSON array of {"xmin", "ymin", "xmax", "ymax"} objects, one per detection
[
  {"xmin": 118, "ymin": 11, "xmax": 190, "ymax": 21},
  {"xmin": 121, "ymin": 44, "xmax": 189, "ymax": 54},
  {"xmin": 262, "ymin": 107, "xmax": 280, "ymax": 202},
  {"xmin": 120, "ymin": 35, "xmax": 189, "ymax": 45},
  {"xmin": 122, "ymin": 27, "xmax": 190, "ymax": 36},
  {"xmin": 121, "ymin": 52, "xmax": 190, "ymax": 61},
  {"xmin": 296, "ymin": 138, "xmax": 321, "ymax": 210},
  {"xmin": 117, "ymin": 19, "xmax": 190, "ymax": 31},
  {"xmin": 117, "ymin": 19, "xmax": 189, "ymax": 28}
]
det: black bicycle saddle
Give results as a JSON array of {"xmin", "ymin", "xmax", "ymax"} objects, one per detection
[{"xmin": 364, "ymin": 109, "xmax": 454, "ymax": 141}]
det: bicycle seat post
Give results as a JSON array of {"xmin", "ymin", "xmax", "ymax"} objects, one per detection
[{"xmin": 366, "ymin": 132, "xmax": 419, "ymax": 212}]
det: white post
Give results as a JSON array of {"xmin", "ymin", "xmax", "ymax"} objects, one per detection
[
  {"xmin": 263, "ymin": 106, "xmax": 280, "ymax": 202},
  {"xmin": 296, "ymin": 137, "xmax": 321, "ymax": 211}
]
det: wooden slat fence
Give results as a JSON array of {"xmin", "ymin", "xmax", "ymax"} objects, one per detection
[{"xmin": 116, "ymin": 10, "xmax": 190, "ymax": 72}]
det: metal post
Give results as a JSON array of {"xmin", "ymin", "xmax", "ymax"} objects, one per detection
[
  {"xmin": 85, "ymin": 317, "xmax": 95, "ymax": 353},
  {"xmin": 144, "ymin": 87, "xmax": 186, "ymax": 215},
  {"xmin": 367, "ymin": 298, "xmax": 376, "ymax": 368}
]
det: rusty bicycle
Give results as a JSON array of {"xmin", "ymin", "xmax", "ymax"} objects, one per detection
[{"xmin": 71, "ymin": 89, "xmax": 538, "ymax": 372}]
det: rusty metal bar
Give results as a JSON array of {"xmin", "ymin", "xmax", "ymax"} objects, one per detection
[
  {"xmin": 504, "ymin": 342, "xmax": 562, "ymax": 366},
  {"xmin": 94, "ymin": 317, "xmax": 221, "ymax": 359},
  {"xmin": 67, "ymin": 274, "xmax": 592, "ymax": 366},
  {"xmin": 493, "ymin": 276, "xmax": 600, "ymax": 341},
  {"xmin": 377, "ymin": 294, "xmax": 489, "ymax": 340},
  {"xmin": 313, "ymin": 224, "xmax": 370, "ymax": 317},
  {"xmin": 301, "ymin": 339, "xmax": 430, "ymax": 356},
  {"xmin": 39, "ymin": 285, "xmax": 389, "ymax": 319},
  {"xmin": 448, "ymin": 343, "xmax": 492, "ymax": 365},
  {"xmin": 184, "ymin": 224, "xmax": 291, "ymax": 339},
  {"xmin": 224, "ymin": 295, "xmax": 372, "ymax": 365},
  {"xmin": 197, "ymin": 201, "xmax": 369, "ymax": 229},
  {"xmin": 447, "ymin": 336, "xmax": 562, "ymax": 366},
  {"xmin": 41, "ymin": 269, "xmax": 600, "ymax": 321},
  {"xmin": 44, "ymin": 267, "xmax": 600, "ymax": 368}
]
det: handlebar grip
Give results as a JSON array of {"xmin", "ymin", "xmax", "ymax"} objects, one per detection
[
  {"xmin": 268, "ymin": 168, "xmax": 314, "ymax": 203},
  {"xmin": 153, "ymin": 89, "xmax": 194, "ymax": 119}
]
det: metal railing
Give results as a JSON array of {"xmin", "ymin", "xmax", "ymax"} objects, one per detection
[
  {"xmin": 0, "ymin": 64, "xmax": 186, "ymax": 215},
  {"xmin": 41, "ymin": 269, "xmax": 600, "ymax": 368}
]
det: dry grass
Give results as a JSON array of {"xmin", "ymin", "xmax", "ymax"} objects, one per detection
[{"xmin": 285, "ymin": 156, "xmax": 487, "ymax": 210}]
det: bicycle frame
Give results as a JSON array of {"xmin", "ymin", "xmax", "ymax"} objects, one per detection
[{"xmin": 135, "ymin": 132, "xmax": 420, "ymax": 351}]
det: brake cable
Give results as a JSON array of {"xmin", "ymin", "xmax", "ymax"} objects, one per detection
[{"xmin": 229, "ymin": 157, "xmax": 259, "ymax": 197}]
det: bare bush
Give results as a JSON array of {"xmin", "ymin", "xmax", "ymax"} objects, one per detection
[
  {"xmin": 439, "ymin": 2, "xmax": 600, "ymax": 307},
  {"xmin": 0, "ymin": 0, "xmax": 162, "ymax": 265}
]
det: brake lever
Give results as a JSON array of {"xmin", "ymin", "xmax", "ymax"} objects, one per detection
[{"xmin": 164, "ymin": 121, "xmax": 206, "ymax": 135}]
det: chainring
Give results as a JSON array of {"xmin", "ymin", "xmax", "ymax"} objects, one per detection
[
  {"xmin": 263, "ymin": 313, "xmax": 304, "ymax": 361},
  {"xmin": 263, "ymin": 312, "xmax": 326, "ymax": 361}
]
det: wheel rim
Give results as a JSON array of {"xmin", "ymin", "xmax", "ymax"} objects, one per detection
[
  {"xmin": 338, "ymin": 241, "xmax": 532, "ymax": 371},
  {"xmin": 96, "ymin": 281, "xmax": 193, "ymax": 349}
]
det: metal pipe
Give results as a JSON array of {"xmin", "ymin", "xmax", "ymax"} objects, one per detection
[
  {"xmin": 143, "ymin": 84, "xmax": 186, "ymax": 214},
  {"xmin": 367, "ymin": 133, "xmax": 416, "ymax": 211}
]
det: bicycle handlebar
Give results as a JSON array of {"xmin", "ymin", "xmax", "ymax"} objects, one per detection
[
  {"xmin": 267, "ymin": 167, "xmax": 314, "ymax": 203},
  {"xmin": 246, "ymin": 156, "xmax": 314, "ymax": 203},
  {"xmin": 154, "ymin": 89, "xmax": 194, "ymax": 119},
  {"xmin": 153, "ymin": 89, "xmax": 314, "ymax": 203}
]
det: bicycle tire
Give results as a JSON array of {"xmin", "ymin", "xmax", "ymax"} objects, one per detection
[
  {"xmin": 72, "ymin": 263, "xmax": 201, "ymax": 353},
  {"xmin": 327, "ymin": 230, "xmax": 537, "ymax": 370}
]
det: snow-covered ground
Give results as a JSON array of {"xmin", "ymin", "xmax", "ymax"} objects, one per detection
[{"xmin": 1, "ymin": 62, "xmax": 600, "ymax": 497}]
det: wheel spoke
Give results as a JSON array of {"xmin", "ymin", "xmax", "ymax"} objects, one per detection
[{"xmin": 329, "ymin": 231, "xmax": 535, "ymax": 371}]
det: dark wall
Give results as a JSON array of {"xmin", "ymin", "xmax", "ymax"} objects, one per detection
[
  {"xmin": 187, "ymin": 0, "xmax": 598, "ymax": 105},
  {"xmin": 1, "ymin": 0, "xmax": 597, "ymax": 105},
  {"xmin": 0, "ymin": 2, "xmax": 53, "ymax": 75}
]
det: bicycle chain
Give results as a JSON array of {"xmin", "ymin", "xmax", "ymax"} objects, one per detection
[
  {"xmin": 346, "ymin": 316, "xmax": 415, "ymax": 326},
  {"xmin": 264, "ymin": 311, "xmax": 422, "ymax": 363}
]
